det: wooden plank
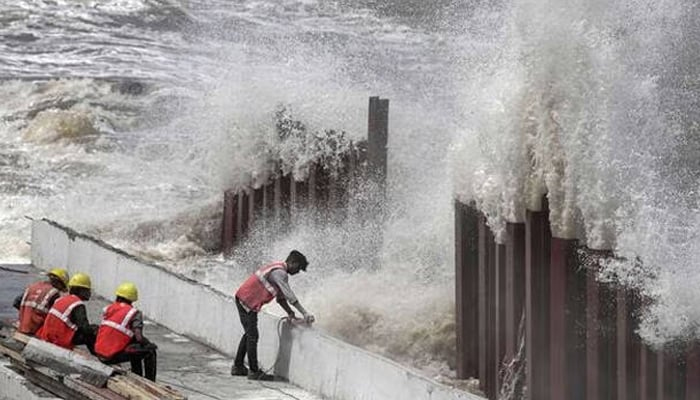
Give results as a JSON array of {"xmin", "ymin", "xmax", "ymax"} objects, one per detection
[
  {"xmin": 65, "ymin": 376, "xmax": 127, "ymax": 400},
  {"xmin": 0, "ymin": 337, "xmax": 26, "ymax": 362},
  {"xmin": 123, "ymin": 371, "xmax": 186, "ymax": 400},
  {"xmin": 23, "ymin": 367, "xmax": 95, "ymax": 400},
  {"xmin": 108, "ymin": 375, "xmax": 161, "ymax": 399}
]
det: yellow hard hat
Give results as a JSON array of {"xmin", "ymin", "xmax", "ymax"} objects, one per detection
[
  {"xmin": 47, "ymin": 268, "xmax": 69, "ymax": 287},
  {"xmin": 68, "ymin": 273, "xmax": 92, "ymax": 290},
  {"xmin": 115, "ymin": 282, "xmax": 138, "ymax": 302}
]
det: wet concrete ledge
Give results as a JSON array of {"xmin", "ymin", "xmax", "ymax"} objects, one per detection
[{"xmin": 31, "ymin": 218, "xmax": 485, "ymax": 400}]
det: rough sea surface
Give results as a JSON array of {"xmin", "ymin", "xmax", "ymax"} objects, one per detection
[{"xmin": 1, "ymin": 0, "xmax": 479, "ymax": 380}]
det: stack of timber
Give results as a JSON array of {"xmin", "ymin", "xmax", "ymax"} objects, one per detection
[{"xmin": 0, "ymin": 325, "xmax": 186, "ymax": 400}]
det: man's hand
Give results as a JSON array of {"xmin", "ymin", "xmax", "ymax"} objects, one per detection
[{"xmin": 303, "ymin": 314, "xmax": 315, "ymax": 324}]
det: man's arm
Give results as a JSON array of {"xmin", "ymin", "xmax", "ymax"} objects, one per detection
[
  {"xmin": 69, "ymin": 304, "xmax": 94, "ymax": 336},
  {"xmin": 276, "ymin": 298, "xmax": 296, "ymax": 318},
  {"xmin": 13, "ymin": 294, "xmax": 22, "ymax": 310},
  {"xmin": 268, "ymin": 270, "xmax": 314, "ymax": 323},
  {"xmin": 130, "ymin": 310, "xmax": 147, "ymax": 343}
]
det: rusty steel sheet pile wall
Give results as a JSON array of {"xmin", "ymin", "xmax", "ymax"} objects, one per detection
[
  {"xmin": 222, "ymin": 96, "xmax": 388, "ymax": 255},
  {"xmin": 454, "ymin": 198, "xmax": 700, "ymax": 400}
]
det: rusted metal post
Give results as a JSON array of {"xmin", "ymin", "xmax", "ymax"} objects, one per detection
[
  {"xmin": 239, "ymin": 189, "xmax": 250, "ymax": 238},
  {"xmin": 664, "ymin": 349, "xmax": 686, "ymax": 399},
  {"xmin": 525, "ymin": 198, "xmax": 551, "ymax": 400},
  {"xmin": 586, "ymin": 266, "xmax": 601, "ymax": 400},
  {"xmin": 273, "ymin": 176, "xmax": 282, "ymax": 222},
  {"xmin": 478, "ymin": 214, "xmax": 492, "ymax": 388},
  {"xmin": 279, "ymin": 174, "xmax": 292, "ymax": 227},
  {"xmin": 658, "ymin": 350, "xmax": 665, "ymax": 400},
  {"xmin": 686, "ymin": 344, "xmax": 700, "ymax": 400},
  {"xmin": 294, "ymin": 178, "xmax": 308, "ymax": 209},
  {"xmin": 222, "ymin": 190, "xmax": 237, "ymax": 255},
  {"xmin": 599, "ymin": 280, "xmax": 619, "ymax": 399},
  {"xmin": 367, "ymin": 96, "xmax": 389, "ymax": 188},
  {"xmin": 505, "ymin": 223, "xmax": 525, "ymax": 361},
  {"xmin": 550, "ymin": 238, "xmax": 586, "ymax": 400},
  {"xmin": 251, "ymin": 186, "xmax": 264, "ymax": 227},
  {"xmin": 314, "ymin": 164, "xmax": 330, "ymax": 210},
  {"xmin": 308, "ymin": 164, "xmax": 318, "ymax": 207},
  {"xmin": 620, "ymin": 289, "xmax": 641, "ymax": 400},
  {"xmin": 641, "ymin": 345, "xmax": 660, "ymax": 400},
  {"xmin": 485, "ymin": 221, "xmax": 497, "ymax": 399},
  {"xmin": 264, "ymin": 180, "xmax": 275, "ymax": 219},
  {"xmin": 455, "ymin": 201, "xmax": 480, "ymax": 379},
  {"xmin": 495, "ymin": 243, "xmax": 507, "ymax": 394}
]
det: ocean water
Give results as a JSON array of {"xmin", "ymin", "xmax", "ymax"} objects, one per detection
[{"xmin": 0, "ymin": 0, "xmax": 476, "ymax": 379}]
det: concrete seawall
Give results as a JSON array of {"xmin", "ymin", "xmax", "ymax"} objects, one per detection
[{"xmin": 31, "ymin": 219, "xmax": 484, "ymax": 400}]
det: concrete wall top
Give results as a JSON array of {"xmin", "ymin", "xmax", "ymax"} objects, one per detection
[{"xmin": 31, "ymin": 219, "xmax": 484, "ymax": 400}]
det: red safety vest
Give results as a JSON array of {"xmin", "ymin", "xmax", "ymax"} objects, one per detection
[
  {"xmin": 235, "ymin": 262, "xmax": 286, "ymax": 312},
  {"xmin": 95, "ymin": 302, "xmax": 138, "ymax": 359},
  {"xmin": 36, "ymin": 294, "xmax": 83, "ymax": 350},
  {"xmin": 18, "ymin": 281, "xmax": 59, "ymax": 334}
]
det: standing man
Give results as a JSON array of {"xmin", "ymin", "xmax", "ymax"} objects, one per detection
[
  {"xmin": 95, "ymin": 282, "xmax": 158, "ymax": 382},
  {"xmin": 232, "ymin": 250, "xmax": 314, "ymax": 381},
  {"xmin": 36, "ymin": 273, "xmax": 97, "ymax": 354},
  {"xmin": 13, "ymin": 268, "xmax": 69, "ymax": 335}
]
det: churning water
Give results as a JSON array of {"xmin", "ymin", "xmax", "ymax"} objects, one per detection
[
  {"xmin": 1, "ymin": 0, "xmax": 471, "ymax": 379},
  {"xmin": 452, "ymin": 0, "xmax": 700, "ymax": 348},
  {"xmin": 2, "ymin": 0, "xmax": 698, "ymax": 383}
]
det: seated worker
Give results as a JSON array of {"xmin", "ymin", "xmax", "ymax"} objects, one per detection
[
  {"xmin": 95, "ymin": 282, "xmax": 158, "ymax": 382},
  {"xmin": 36, "ymin": 273, "xmax": 97, "ymax": 354},
  {"xmin": 13, "ymin": 268, "xmax": 69, "ymax": 335},
  {"xmin": 232, "ymin": 250, "xmax": 314, "ymax": 381}
]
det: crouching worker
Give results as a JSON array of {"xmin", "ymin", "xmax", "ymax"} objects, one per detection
[
  {"xmin": 36, "ymin": 273, "xmax": 98, "ymax": 354},
  {"xmin": 14, "ymin": 268, "xmax": 69, "ymax": 335},
  {"xmin": 95, "ymin": 282, "xmax": 158, "ymax": 382},
  {"xmin": 232, "ymin": 250, "xmax": 315, "ymax": 381}
]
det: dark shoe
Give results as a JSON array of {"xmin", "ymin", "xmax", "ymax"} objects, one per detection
[
  {"xmin": 231, "ymin": 365, "xmax": 248, "ymax": 376},
  {"xmin": 248, "ymin": 370, "xmax": 274, "ymax": 381}
]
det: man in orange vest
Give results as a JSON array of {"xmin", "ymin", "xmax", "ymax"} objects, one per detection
[
  {"xmin": 13, "ymin": 268, "xmax": 69, "ymax": 335},
  {"xmin": 36, "ymin": 273, "xmax": 98, "ymax": 354},
  {"xmin": 232, "ymin": 250, "xmax": 314, "ymax": 381},
  {"xmin": 95, "ymin": 282, "xmax": 158, "ymax": 382}
]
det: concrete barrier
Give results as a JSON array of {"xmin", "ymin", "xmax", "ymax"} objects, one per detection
[{"xmin": 31, "ymin": 219, "xmax": 484, "ymax": 400}]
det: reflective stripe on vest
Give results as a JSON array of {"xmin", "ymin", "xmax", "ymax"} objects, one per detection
[
  {"xmin": 47, "ymin": 299, "xmax": 84, "ymax": 331},
  {"xmin": 235, "ymin": 262, "xmax": 286, "ymax": 312},
  {"xmin": 20, "ymin": 282, "xmax": 58, "ymax": 313},
  {"xmin": 18, "ymin": 281, "xmax": 59, "ymax": 334},
  {"xmin": 95, "ymin": 302, "xmax": 138, "ymax": 358},
  {"xmin": 255, "ymin": 263, "xmax": 283, "ymax": 297},
  {"xmin": 36, "ymin": 294, "xmax": 83, "ymax": 349},
  {"xmin": 99, "ymin": 307, "xmax": 137, "ymax": 338}
]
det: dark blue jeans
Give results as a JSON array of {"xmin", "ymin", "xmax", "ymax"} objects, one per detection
[{"xmin": 234, "ymin": 297, "xmax": 260, "ymax": 371}]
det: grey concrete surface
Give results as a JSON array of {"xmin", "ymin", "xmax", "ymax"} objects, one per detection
[{"xmin": 1, "ymin": 265, "xmax": 321, "ymax": 400}]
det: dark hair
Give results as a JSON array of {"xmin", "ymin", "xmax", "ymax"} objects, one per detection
[{"xmin": 286, "ymin": 250, "xmax": 308, "ymax": 271}]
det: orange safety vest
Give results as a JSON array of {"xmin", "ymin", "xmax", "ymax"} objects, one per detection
[
  {"xmin": 18, "ymin": 281, "xmax": 59, "ymax": 335},
  {"xmin": 235, "ymin": 262, "xmax": 286, "ymax": 312},
  {"xmin": 35, "ymin": 294, "xmax": 83, "ymax": 350},
  {"xmin": 95, "ymin": 302, "xmax": 138, "ymax": 359}
]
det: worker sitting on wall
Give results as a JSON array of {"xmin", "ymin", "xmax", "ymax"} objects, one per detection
[
  {"xmin": 232, "ymin": 250, "xmax": 315, "ymax": 381},
  {"xmin": 95, "ymin": 282, "xmax": 158, "ymax": 382},
  {"xmin": 13, "ymin": 268, "xmax": 69, "ymax": 335},
  {"xmin": 36, "ymin": 273, "xmax": 98, "ymax": 354}
]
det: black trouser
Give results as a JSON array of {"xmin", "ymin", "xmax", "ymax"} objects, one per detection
[
  {"xmin": 234, "ymin": 297, "xmax": 260, "ymax": 372},
  {"xmin": 72, "ymin": 324, "xmax": 98, "ymax": 355},
  {"xmin": 102, "ymin": 342, "xmax": 158, "ymax": 381}
]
